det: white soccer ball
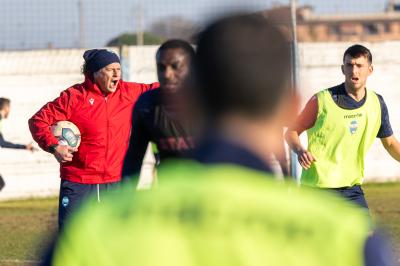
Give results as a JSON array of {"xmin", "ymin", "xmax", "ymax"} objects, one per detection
[{"xmin": 51, "ymin": 121, "xmax": 81, "ymax": 148}]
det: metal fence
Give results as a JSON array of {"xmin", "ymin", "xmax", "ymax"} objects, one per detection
[{"xmin": 0, "ymin": 0, "xmax": 394, "ymax": 51}]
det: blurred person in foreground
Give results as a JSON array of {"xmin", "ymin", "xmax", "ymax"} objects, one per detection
[
  {"xmin": 28, "ymin": 49, "xmax": 158, "ymax": 229},
  {"xmin": 122, "ymin": 40, "xmax": 196, "ymax": 186},
  {"xmin": 285, "ymin": 44, "xmax": 400, "ymax": 211},
  {"xmin": 50, "ymin": 15, "xmax": 393, "ymax": 266},
  {"xmin": 0, "ymin": 97, "xmax": 36, "ymax": 191}
]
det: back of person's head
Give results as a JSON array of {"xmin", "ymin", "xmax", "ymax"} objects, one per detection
[
  {"xmin": 343, "ymin": 44, "xmax": 372, "ymax": 65},
  {"xmin": 0, "ymin": 98, "xmax": 10, "ymax": 111},
  {"xmin": 156, "ymin": 39, "xmax": 195, "ymax": 63},
  {"xmin": 195, "ymin": 14, "xmax": 291, "ymax": 121}
]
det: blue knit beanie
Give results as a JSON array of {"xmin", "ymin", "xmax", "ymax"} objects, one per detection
[{"xmin": 83, "ymin": 49, "xmax": 120, "ymax": 73}]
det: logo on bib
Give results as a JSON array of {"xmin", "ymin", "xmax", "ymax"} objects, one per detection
[{"xmin": 349, "ymin": 120, "xmax": 358, "ymax": 134}]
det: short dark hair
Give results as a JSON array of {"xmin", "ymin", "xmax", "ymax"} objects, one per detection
[
  {"xmin": 0, "ymin": 98, "xmax": 10, "ymax": 110},
  {"xmin": 156, "ymin": 39, "xmax": 195, "ymax": 63},
  {"xmin": 343, "ymin": 44, "xmax": 372, "ymax": 64},
  {"xmin": 81, "ymin": 61, "xmax": 93, "ymax": 80},
  {"xmin": 81, "ymin": 61, "xmax": 96, "ymax": 81},
  {"xmin": 195, "ymin": 14, "xmax": 291, "ymax": 120}
]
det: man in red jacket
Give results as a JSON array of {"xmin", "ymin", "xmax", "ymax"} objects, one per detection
[{"xmin": 29, "ymin": 49, "xmax": 158, "ymax": 228}]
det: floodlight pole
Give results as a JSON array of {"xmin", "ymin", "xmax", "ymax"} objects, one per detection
[
  {"xmin": 290, "ymin": 0, "xmax": 300, "ymax": 183},
  {"xmin": 78, "ymin": 0, "xmax": 85, "ymax": 48},
  {"xmin": 136, "ymin": 4, "xmax": 144, "ymax": 46}
]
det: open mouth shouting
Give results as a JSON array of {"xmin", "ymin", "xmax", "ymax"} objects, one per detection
[{"xmin": 110, "ymin": 79, "xmax": 119, "ymax": 89}]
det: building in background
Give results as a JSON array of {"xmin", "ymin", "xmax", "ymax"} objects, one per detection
[{"xmin": 263, "ymin": 1, "xmax": 400, "ymax": 42}]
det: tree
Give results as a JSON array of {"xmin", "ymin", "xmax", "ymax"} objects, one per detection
[
  {"xmin": 150, "ymin": 16, "xmax": 198, "ymax": 41},
  {"xmin": 106, "ymin": 32, "xmax": 164, "ymax": 46}
]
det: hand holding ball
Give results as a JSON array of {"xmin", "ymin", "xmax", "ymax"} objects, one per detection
[
  {"xmin": 51, "ymin": 121, "xmax": 81, "ymax": 148},
  {"xmin": 51, "ymin": 121, "xmax": 81, "ymax": 163}
]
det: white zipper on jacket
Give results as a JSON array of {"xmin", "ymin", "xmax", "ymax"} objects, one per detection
[{"xmin": 97, "ymin": 184, "xmax": 100, "ymax": 203}]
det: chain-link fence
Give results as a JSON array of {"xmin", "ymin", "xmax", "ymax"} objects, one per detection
[
  {"xmin": 0, "ymin": 0, "xmax": 395, "ymax": 50},
  {"xmin": 1, "ymin": 0, "xmax": 400, "ymax": 197}
]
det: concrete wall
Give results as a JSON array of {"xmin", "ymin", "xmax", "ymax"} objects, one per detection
[{"xmin": 0, "ymin": 42, "xmax": 399, "ymax": 200}]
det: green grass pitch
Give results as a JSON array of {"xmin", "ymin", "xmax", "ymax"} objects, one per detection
[{"xmin": 0, "ymin": 183, "xmax": 399, "ymax": 265}]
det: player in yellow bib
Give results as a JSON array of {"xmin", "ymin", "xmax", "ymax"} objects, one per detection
[{"xmin": 286, "ymin": 44, "xmax": 400, "ymax": 209}]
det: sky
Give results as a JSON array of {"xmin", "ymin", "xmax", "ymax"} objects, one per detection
[{"xmin": 0, "ymin": 0, "xmax": 390, "ymax": 50}]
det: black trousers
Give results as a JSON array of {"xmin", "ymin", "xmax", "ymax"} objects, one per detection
[
  {"xmin": 328, "ymin": 185, "xmax": 369, "ymax": 209},
  {"xmin": 58, "ymin": 179, "xmax": 120, "ymax": 229}
]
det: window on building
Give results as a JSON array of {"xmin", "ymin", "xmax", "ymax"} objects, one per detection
[
  {"xmin": 364, "ymin": 23, "xmax": 379, "ymax": 35},
  {"xmin": 328, "ymin": 24, "xmax": 340, "ymax": 35},
  {"xmin": 384, "ymin": 23, "xmax": 390, "ymax": 33}
]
